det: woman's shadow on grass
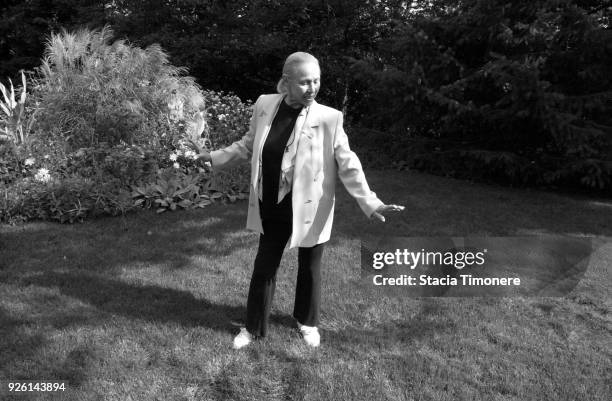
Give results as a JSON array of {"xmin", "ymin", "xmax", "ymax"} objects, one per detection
[
  {"xmin": 1, "ymin": 204, "xmax": 258, "ymax": 274},
  {"xmin": 2, "ymin": 205, "xmax": 264, "ymax": 336},
  {"xmin": 23, "ymin": 271, "xmax": 246, "ymax": 332}
]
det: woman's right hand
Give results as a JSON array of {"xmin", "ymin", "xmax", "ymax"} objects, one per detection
[
  {"xmin": 196, "ymin": 151, "xmax": 212, "ymax": 164},
  {"xmin": 184, "ymin": 138, "xmax": 203, "ymax": 154},
  {"xmin": 184, "ymin": 139, "xmax": 212, "ymax": 163}
]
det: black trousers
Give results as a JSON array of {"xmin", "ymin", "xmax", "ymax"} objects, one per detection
[{"xmin": 246, "ymin": 219, "xmax": 325, "ymax": 337}]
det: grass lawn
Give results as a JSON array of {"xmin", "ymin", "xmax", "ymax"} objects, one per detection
[{"xmin": 1, "ymin": 169, "xmax": 610, "ymax": 400}]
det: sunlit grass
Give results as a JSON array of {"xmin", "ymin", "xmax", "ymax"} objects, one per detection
[{"xmin": 1, "ymin": 170, "xmax": 610, "ymax": 400}]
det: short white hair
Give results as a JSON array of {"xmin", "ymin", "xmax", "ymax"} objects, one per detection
[{"xmin": 276, "ymin": 52, "xmax": 320, "ymax": 94}]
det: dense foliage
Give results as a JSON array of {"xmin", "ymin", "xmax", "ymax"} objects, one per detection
[
  {"xmin": 35, "ymin": 26, "xmax": 206, "ymax": 149},
  {"xmin": 0, "ymin": 27, "xmax": 251, "ymax": 223},
  {"xmin": 1, "ymin": 0, "xmax": 611, "ymax": 195},
  {"xmin": 351, "ymin": 0, "xmax": 612, "ymax": 191}
]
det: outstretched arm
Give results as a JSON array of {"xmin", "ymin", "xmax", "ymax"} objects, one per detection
[{"xmin": 333, "ymin": 112, "xmax": 404, "ymax": 222}]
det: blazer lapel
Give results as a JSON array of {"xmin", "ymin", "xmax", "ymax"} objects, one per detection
[{"xmin": 294, "ymin": 101, "xmax": 321, "ymax": 177}]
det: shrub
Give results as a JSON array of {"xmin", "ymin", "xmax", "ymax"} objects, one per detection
[
  {"xmin": 203, "ymin": 90, "xmax": 252, "ymax": 147},
  {"xmin": 0, "ymin": 143, "xmax": 23, "ymax": 185},
  {"xmin": 0, "ymin": 30, "xmax": 262, "ymax": 224},
  {"xmin": 1, "ymin": 176, "xmax": 133, "ymax": 224},
  {"xmin": 201, "ymin": 90, "xmax": 252, "ymax": 194},
  {"xmin": 0, "ymin": 26, "xmax": 218, "ymax": 224},
  {"xmin": 63, "ymin": 143, "xmax": 160, "ymax": 187},
  {"xmin": 34, "ymin": 25, "xmax": 206, "ymax": 151}
]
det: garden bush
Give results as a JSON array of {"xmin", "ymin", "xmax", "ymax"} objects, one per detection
[
  {"xmin": 0, "ymin": 26, "xmax": 215, "ymax": 223},
  {"xmin": 34, "ymin": 25, "xmax": 206, "ymax": 151},
  {"xmin": 0, "ymin": 25, "xmax": 270, "ymax": 224},
  {"xmin": 64, "ymin": 143, "xmax": 161, "ymax": 187},
  {"xmin": 1, "ymin": 176, "xmax": 133, "ymax": 224},
  {"xmin": 0, "ymin": 28, "xmax": 260, "ymax": 223},
  {"xmin": 0, "ymin": 143, "xmax": 24, "ymax": 186},
  {"xmin": 201, "ymin": 90, "xmax": 252, "ymax": 195},
  {"xmin": 126, "ymin": 91, "xmax": 253, "ymax": 216}
]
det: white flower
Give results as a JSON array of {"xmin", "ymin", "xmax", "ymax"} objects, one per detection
[
  {"xmin": 24, "ymin": 157, "xmax": 35, "ymax": 166},
  {"xmin": 169, "ymin": 153, "xmax": 178, "ymax": 161},
  {"xmin": 218, "ymin": 114, "xmax": 226, "ymax": 121},
  {"xmin": 173, "ymin": 162, "xmax": 180, "ymax": 169},
  {"xmin": 184, "ymin": 150, "xmax": 197, "ymax": 160},
  {"xmin": 34, "ymin": 168, "xmax": 51, "ymax": 183},
  {"xmin": 167, "ymin": 97, "xmax": 185, "ymax": 121}
]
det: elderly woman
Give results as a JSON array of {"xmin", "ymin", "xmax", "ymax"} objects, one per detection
[{"xmin": 194, "ymin": 52, "xmax": 403, "ymax": 348}]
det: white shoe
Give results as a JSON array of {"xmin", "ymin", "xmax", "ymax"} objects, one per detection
[
  {"xmin": 233, "ymin": 328, "xmax": 253, "ymax": 349},
  {"xmin": 297, "ymin": 322, "xmax": 320, "ymax": 347}
]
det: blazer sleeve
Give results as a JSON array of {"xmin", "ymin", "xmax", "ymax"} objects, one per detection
[
  {"xmin": 210, "ymin": 95, "xmax": 262, "ymax": 170},
  {"xmin": 333, "ymin": 111, "xmax": 384, "ymax": 217}
]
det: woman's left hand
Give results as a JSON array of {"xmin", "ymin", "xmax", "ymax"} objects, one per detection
[{"xmin": 371, "ymin": 204, "xmax": 405, "ymax": 222}]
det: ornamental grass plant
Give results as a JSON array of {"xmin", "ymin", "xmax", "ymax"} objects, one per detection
[
  {"xmin": 35, "ymin": 25, "xmax": 206, "ymax": 150},
  {"xmin": 1, "ymin": 26, "xmax": 257, "ymax": 224}
]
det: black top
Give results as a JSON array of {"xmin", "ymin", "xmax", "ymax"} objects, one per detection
[{"xmin": 260, "ymin": 99, "xmax": 303, "ymax": 222}]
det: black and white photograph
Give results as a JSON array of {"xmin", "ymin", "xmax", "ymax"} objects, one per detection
[{"xmin": 0, "ymin": 1, "xmax": 610, "ymax": 400}]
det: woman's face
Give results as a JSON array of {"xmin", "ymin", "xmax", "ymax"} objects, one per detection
[{"xmin": 284, "ymin": 62, "xmax": 321, "ymax": 109}]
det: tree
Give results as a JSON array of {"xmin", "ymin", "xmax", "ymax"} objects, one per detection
[
  {"xmin": 350, "ymin": 0, "xmax": 612, "ymax": 191},
  {"xmin": 0, "ymin": 0, "xmax": 107, "ymax": 79}
]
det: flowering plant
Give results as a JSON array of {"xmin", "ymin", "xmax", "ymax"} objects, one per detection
[
  {"xmin": 34, "ymin": 167, "xmax": 51, "ymax": 183},
  {"xmin": 165, "ymin": 146, "xmax": 211, "ymax": 176}
]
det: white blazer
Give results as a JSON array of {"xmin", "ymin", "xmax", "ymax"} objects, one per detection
[{"xmin": 211, "ymin": 93, "xmax": 383, "ymax": 248}]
